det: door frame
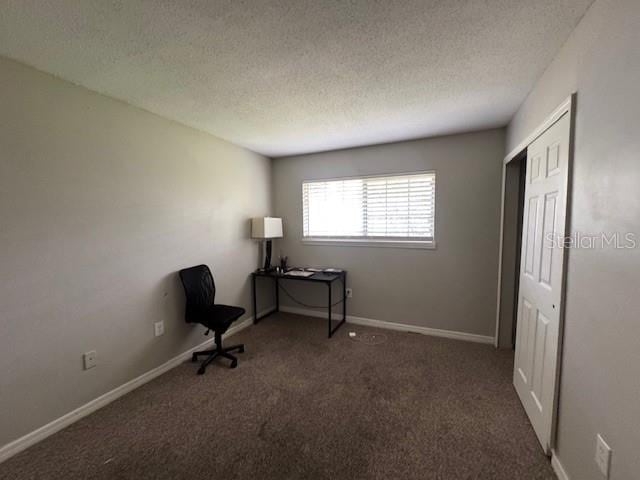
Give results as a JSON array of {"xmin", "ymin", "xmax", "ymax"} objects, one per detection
[{"xmin": 494, "ymin": 94, "xmax": 575, "ymax": 450}]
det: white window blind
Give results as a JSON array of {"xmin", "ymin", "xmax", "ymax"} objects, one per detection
[{"xmin": 302, "ymin": 172, "xmax": 435, "ymax": 242}]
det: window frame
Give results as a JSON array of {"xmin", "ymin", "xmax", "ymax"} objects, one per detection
[{"xmin": 301, "ymin": 170, "xmax": 437, "ymax": 249}]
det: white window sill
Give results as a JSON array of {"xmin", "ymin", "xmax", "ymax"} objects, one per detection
[{"xmin": 301, "ymin": 238, "xmax": 436, "ymax": 250}]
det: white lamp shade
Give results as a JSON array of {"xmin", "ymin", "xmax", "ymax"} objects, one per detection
[{"xmin": 251, "ymin": 217, "xmax": 283, "ymax": 239}]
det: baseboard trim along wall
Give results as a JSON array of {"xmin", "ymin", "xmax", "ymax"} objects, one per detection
[
  {"xmin": 279, "ymin": 306, "xmax": 494, "ymax": 344},
  {"xmin": 551, "ymin": 450, "xmax": 570, "ymax": 480},
  {"xmin": 0, "ymin": 311, "xmax": 267, "ymax": 464}
]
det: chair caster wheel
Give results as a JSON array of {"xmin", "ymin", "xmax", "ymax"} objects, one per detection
[
  {"xmin": 239, "ymin": 346, "xmax": 245, "ymax": 353},
  {"xmin": 230, "ymin": 360, "xmax": 238, "ymax": 369},
  {"xmin": 197, "ymin": 367, "xmax": 205, "ymax": 375},
  {"xmin": 192, "ymin": 353, "xmax": 198, "ymax": 363}
]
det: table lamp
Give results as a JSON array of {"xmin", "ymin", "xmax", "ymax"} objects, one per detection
[{"xmin": 251, "ymin": 217, "xmax": 283, "ymax": 270}]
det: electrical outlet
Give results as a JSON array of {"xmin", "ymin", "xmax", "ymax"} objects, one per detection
[
  {"xmin": 346, "ymin": 288, "xmax": 353, "ymax": 298},
  {"xmin": 154, "ymin": 321, "xmax": 165, "ymax": 337},
  {"xmin": 595, "ymin": 433, "xmax": 612, "ymax": 478},
  {"xmin": 83, "ymin": 350, "xmax": 97, "ymax": 370}
]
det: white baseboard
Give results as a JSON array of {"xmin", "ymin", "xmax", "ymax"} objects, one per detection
[
  {"xmin": 551, "ymin": 450, "xmax": 570, "ymax": 480},
  {"xmin": 279, "ymin": 306, "xmax": 494, "ymax": 344},
  {"xmin": 0, "ymin": 311, "xmax": 265, "ymax": 464}
]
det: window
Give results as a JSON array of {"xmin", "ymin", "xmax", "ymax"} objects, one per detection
[{"xmin": 302, "ymin": 171, "xmax": 435, "ymax": 248}]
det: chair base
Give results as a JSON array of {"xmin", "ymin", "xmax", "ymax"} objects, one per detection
[{"xmin": 192, "ymin": 336, "xmax": 244, "ymax": 374}]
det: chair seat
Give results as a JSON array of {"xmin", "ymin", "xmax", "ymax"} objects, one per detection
[{"xmin": 200, "ymin": 304, "xmax": 246, "ymax": 331}]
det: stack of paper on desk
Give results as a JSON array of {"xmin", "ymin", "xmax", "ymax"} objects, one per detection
[{"xmin": 285, "ymin": 270, "xmax": 314, "ymax": 277}]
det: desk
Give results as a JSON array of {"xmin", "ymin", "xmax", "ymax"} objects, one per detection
[{"xmin": 251, "ymin": 269, "xmax": 347, "ymax": 338}]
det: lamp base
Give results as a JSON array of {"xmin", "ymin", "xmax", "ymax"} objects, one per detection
[{"xmin": 263, "ymin": 239, "xmax": 273, "ymax": 270}]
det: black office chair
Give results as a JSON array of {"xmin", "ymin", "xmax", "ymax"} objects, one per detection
[{"xmin": 178, "ymin": 265, "xmax": 245, "ymax": 374}]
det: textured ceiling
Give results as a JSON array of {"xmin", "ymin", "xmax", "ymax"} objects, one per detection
[{"xmin": 0, "ymin": 0, "xmax": 593, "ymax": 157}]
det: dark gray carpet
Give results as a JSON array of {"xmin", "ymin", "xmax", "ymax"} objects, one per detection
[{"xmin": 0, "ymin": 313, "xmax": 555, "ymax": 479}]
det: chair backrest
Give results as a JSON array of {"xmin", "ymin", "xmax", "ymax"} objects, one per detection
[{"xmin": 178, "ymin": 264, "xmax": 216, "ymax": 323}]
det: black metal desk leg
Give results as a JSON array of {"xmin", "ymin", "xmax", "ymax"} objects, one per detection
[
  {"xmin": 252, "ymin": 274, "xmax": 257, "ymax": 323},
  {"xmin": 328, "ymin": 282, "xmax": 332, "ymax": 338},
  {"xmin": 343, "ymin": 272, "xmax": 347, "ymax": 321},
  {"xmin": 275, "ymin": 277, "xmax": 280, "ymax": 312}
]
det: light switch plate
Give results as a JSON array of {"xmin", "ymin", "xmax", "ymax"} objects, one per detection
[{"xmin": 595, "ymin": 433, "xmax": 611, "ymax": 477}]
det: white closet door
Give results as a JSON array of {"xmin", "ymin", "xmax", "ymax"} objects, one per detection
[{"xmin": 514, "ymin": 112, "xmax": 571, "ymax": 453}]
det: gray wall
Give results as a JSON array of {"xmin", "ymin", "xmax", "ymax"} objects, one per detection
[
  {"xmin": 507, "ymin": 0, "xmax": 640, "ymax": 478},
  {"xmin": 0, "ymin": 56, "xmax": 272, "ymax": 448},
  {"xmin": 273, "ymin": 130, "xmax": 505, "ymax": 337}
]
